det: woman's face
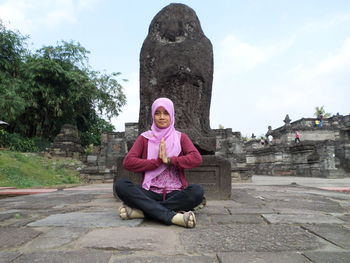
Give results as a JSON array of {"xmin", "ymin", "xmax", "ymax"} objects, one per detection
[{"xmin": 154, "ymin": 106, "xmax": 170, "ymax": 129}]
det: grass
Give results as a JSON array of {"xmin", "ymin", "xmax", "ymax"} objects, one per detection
[{"xmin": 0, "ymin": 150, "xmax": 83, "ymax": 188}]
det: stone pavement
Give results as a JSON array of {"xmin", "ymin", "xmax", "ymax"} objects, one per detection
[{"xmin": 1, "ymin": 177, "xmax": 350, "ymax": 263}]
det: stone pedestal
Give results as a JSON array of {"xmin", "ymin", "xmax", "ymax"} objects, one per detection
[
  {"xmin": 185, "ymin": 156, "xmax": 231, "ymax": 200},
  {"xmin": 113, "ymin": 155, "xmax": 231, "ymax": 200}
]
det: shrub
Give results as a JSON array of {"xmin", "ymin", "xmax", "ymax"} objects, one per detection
[
  {"xmin": 0, "ymin": 130, "xmax": 41, "ymax": 152},
  {"xmin": 31, "ymin": 137, "xmax": 51, "ymax": 151}
]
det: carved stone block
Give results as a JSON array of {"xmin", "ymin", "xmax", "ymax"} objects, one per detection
[
  {"xmin": 185, "ymin": 156, "xmax": 231, "ymax": 200},
  {"xmin": 113, "ymin": 155, "xmax": 231, "ymax": 200}
]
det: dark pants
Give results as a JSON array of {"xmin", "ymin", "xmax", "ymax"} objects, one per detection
[{"xmin": 114, "ymin": 179, "xmax": 204, "ymax": 225}]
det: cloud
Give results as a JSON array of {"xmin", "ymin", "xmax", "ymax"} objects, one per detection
[
  {"xmin": 211, "ymin": 15, "xmax": 350, "ymax": 135},
  {"xmin": 256, "ymin": 36, "xmax": 350, "ymax": 118},
  {"xmin": 0, "ymin": 0, "xmax": 34, "ymax": 32},
  {"xmin": 0, "ymin": 0, "xmax": 100, "ymax": 33},
  {"xmin": 215, "ymin": 12, "xmax": 350, "ymax": 78},
  {"xmin": 310, "ymin": 37, "xmax": 350, "ymax": 77},
  {"xmin": 300, "ymin": 13, "xmax": 350, "ymax": 34},
  {"xmin": 219, "ymin": 35, "xmax": 269, "ymax": 72},
  {"xmin": 216, "ymin": 34, "xmax": 293, "ymax": 77}
]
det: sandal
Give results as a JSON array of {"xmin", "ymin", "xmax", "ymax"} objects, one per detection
[
  {"xmin": 182, "ymin": 211, "xmax": 196, "ymax": 228},
  {"xmin": 118, "ymin": 204, "xmax": 144, "ymax": 220},
  {"xmin": 193, "ymin": 196, "xmax": 207, "ymax": 211},
  {"xmin": 118, "ymin": 204, "xmax": 133, "ymax": 220}
]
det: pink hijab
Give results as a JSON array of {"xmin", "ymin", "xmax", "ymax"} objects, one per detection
[{"xmin": 141, "ymin": 98, "xmax": 181, "ymax": 190}]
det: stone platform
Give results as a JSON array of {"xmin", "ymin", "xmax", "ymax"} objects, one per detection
[
  {"xmin": 113, "ymin": 155, "xmax": 231, "ymax": 200},
  {"xmin": 1, "ymin": 177, "xmax": 350, "ymax": 262}
]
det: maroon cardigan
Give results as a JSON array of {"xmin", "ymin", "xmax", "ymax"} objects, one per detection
[{"xmin": 123, "ymin": 133, "xmax": 202, "ymax": 189}]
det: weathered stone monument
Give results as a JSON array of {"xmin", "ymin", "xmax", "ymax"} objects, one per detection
[
  {"xmin": 113, "ymin": 3, "xmax": 232, "ymax": 199},
  {"xmin": 139, "ymin": 3, "xmax": 216, "ymax": 154},
  {"xmin": 50, "ymin": 124, "xmax": 84, "ymax": 159}
]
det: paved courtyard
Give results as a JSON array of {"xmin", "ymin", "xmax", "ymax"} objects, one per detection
[{"xmin": 0, "ymin": 176, "xmax": 350, "ymax": 263}]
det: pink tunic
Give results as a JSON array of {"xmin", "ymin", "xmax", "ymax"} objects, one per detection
[{"xmin": 149, "ymin": 166, "xmax": 182, "ymax": 194}]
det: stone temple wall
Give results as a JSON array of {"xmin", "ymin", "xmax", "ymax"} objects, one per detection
[
  {"xmin": 213, "ymin": 128, "xmax": 252, "ymax": 181},
  {"xmin": 80, "ymin": 123, "xmax": 251, "ymax": 183},
  {"xmin": 245, "ymin": 114, "xmax": 350, "ymax": 178},
  {"xmin": 245, "ymin": 143, "xmax": 346, "ymax": 177},
  {"xmin": 79, "ymin": 114, "xmax": 349, "ymax": 182},
  {"xmin": 79, "ymin": 123, "xmax": 139, "ymax": 183},
  {"xmin": 80, "ymin": 131, "xmax": 127, "ymax": 182}
]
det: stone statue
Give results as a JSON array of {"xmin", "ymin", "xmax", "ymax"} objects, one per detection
[
  {"xmin": 138, "ymin": 3, "xmax": 215, "ymax": 154},
  {"xmin": 284, "ymin": 114, "xmax": 291, "ymax": 126}
]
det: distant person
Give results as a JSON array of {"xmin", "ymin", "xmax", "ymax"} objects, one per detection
[
  {"xmin": 114, "ymin": 98, "xmax": 204, "ymax": 228},
  {"xmin": 317, "ymin": 114, "xmax": 324, "ymax": 127},
  {"xmin": 260, "ymin": 138, "xmax": 265, "ymax": 145},
  {"xmin": 319, "ymin": 114, "xmax": 324, "ymax": 127},
  {"xmin": 294, "ymin": 130, "xmax": 301, "ymax": 143},
  {"xmin": 268, "ymin": 134, "xmax": 273, "ymax": 145}
]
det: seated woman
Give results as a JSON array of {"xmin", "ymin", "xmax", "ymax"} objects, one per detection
[{"xmin": 114, "ymin": 97, "xmax": 204, "ymax": 228}]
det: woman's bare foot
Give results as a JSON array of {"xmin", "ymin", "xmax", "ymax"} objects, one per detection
[
  {"xmin": 171, "ymin": 211, "xmax": 196, "ymax": 228},
  {"xmin": 119, "ymin": 204, "xmax": 144, "ymax": 220}
]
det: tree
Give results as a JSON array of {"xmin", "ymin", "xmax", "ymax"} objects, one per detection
[
  {"xmin": 80, "ymin": 115, "xmax": 114, "ymax": 146},
  {"xmin": 314, "ymin": 106, "xmax": 331, "ymax": 118},
  {"xmin": 0, "ymin": 22, "xmax": 127, "ymax": 146},
  {"xmin": 0, "ymin": 21, "xmax": 28, "ymax": 123},
  {"xmin": 16, "ymin": 41, "xmax": 126, "ymax": 141}
]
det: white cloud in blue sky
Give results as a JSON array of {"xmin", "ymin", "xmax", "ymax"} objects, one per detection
[
  {"xmin": 1, "ymin": 0, "xmax": 349, "ymax": 137},
  {"xmin": 0, "ymin": 0, "xmax": 99, "ymax": 31}
]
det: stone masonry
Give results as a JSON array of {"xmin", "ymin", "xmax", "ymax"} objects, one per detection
[
  {"xmin": 50, "ymin": 124, "xmax": 84, "ymax": 160},
  {"xmin": 79, "ymin": 130, "xmax": 131, "ymax": 183},
  {"xmin": 1, "ymin": 181, "xmax": 350, "ymax": 262},
  {"xmin": 81, "ymin": 114, "xmax": 350, "ymax": 185},
  {"xmin": 244, "ymin": 114, "xmax": 350, "ymax": 178}
]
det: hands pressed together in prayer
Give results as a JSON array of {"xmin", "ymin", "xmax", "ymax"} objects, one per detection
[{"xmin": 159, "ymin": 138, "xmax": 170, "ymax": 165}]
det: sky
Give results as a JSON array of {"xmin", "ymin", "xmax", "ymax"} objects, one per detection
[{"xmin": 1, "ymin": 0, "xmax": 349, "ymax": 137}]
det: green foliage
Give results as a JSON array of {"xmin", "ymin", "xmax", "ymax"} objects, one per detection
[
  {"xmin": 30, "ymin": 137, "xmax": 51, "ymax": 151},
  {"xmin": 80, "ymin": 116, "xmax": 114, "ymax": 146},
  {"xmin": 14, "ymin": 213, "xmax": 22, "ymax": 219},
  {"xmin": 0, "ymin": 23, "xmax": 126, "ymax": 146},
  {"xmin": 0, "ymin": 131, "xmax": 38, "ymax": 152},
  {"xmin": 0, "ymin": 150, "xmax": 82, "ymax": 188},
  {"xmin": 314, "ymin": 106, "xmax": 331, "ymax": 118},
  {"xmin": 0, "ymin": 21, "xmax": 28, "ymax": 75},
  {"xmin": 91, "ymin": 71, "xmax": 128, "ymax": 120},
  {"xmin": 15, "ymin": 40, "xmax": 126, "ymax": 140},
  {"xmin": 84, "ymin": 144, "xmax": 94, "ymax": 155},
  {"xmin": 0, "ymin": 21, "xmax": 28, "ymax": 123},
  {"xmin": 0, "ymin": 130, "xmax": 49, "ymax": 152},
  {"xmin": 241, "ymin": 135, "xmax": 250, "ymax": 142}
]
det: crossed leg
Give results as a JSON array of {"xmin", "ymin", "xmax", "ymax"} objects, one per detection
[{"xmin": 114, "ymin": 179, "xmax": 204, "ymax": 228}]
